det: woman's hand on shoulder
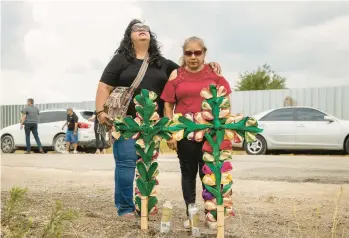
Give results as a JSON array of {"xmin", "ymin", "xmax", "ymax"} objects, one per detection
[
  {"xmin": 212, "ymin": 68, "xmax": 223, "ymax": 77},
  {"xmin": 208, "ymin": 65, "xmax": 223, "ymax": 77},
  {"xmin": 208, "ymin": 62, "xmax": 222, "ymax": 75}
]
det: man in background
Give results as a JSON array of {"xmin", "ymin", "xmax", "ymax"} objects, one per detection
[
  {"xmin": 62, "ymin": 108, "xmax": 79, "ymax": 154},
  {"xmin": 20, "ymin": 98, "xmax": 44, "ymax": 154}
]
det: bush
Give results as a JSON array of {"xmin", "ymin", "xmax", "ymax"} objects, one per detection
[{"xmin": 1, "ymin": 186, "xmax": 78, "ymax": 238}]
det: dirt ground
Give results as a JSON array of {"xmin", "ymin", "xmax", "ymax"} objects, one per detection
[{"xmin": 1, "ymin": 154, "xmax": 349, "ymax": 238}]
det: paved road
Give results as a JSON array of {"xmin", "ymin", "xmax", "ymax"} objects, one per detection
[{"xmin": 2, "ymin": 154, "xmax": 349, "ymax": 184}]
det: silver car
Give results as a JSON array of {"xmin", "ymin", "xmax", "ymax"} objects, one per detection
[{"xmin": 238, "ymin": 107, "xmax": 349, "ymax": 155}]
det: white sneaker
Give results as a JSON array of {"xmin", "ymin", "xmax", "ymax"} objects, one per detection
[
  {"xmin": 62, "ymin": 151, "xmax": 69, "ymax": 154},
  {"xmin": 183, "ymin": 219, "xmax": 190, "ymax": 229},
  {"xmin": 73, "ymin": 150, "xmax": 78, "ymax": 154}
]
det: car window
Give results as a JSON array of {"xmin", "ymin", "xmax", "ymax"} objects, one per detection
[
  {"xmin": 39, "ymin": 111, "xmax": 67, "ymax": 124},
  {"xmin": 260, "ymin": 108, "xmax": 295, "ymax": 121},
  {"xmin": 80, "ymin": 111, "xmax": 94, "ymax": 120},
  {"xmin": 295, "ymin": 108, "xmax": 326, "ymax": 121}
]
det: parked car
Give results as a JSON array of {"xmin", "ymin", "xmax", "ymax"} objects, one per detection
[
  {"xmin": 1, "ymin": 109, "xmax": 109, "ymax": 153},
  {"xmin": 235, "ymin": 107, "xmax": 349, "ymax": 155}
]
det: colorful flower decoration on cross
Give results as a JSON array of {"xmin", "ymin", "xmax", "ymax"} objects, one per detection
[
  {"xmin": 166, "ymin": 84, "xmax": 263, "ymax": 230},
  {"xmin": 112, "ymin": 89, "xmax": 172, "ymax": 219},
  {"xmin": 112, "ymin": 85, "xmax": 263, "ymax": 235}
]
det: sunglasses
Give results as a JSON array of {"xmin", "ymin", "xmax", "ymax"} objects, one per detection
[
  {"xmin": 184, "ymin": 50, "xmax": 203, "ymax": 57},
  {"xmin": 131, "ymin": 24, "xmax": 150, "ymax": 32}
]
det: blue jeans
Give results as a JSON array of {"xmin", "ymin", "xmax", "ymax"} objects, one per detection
[
  {"xmin": 24, "ymin": 123, "xmax": 42, "ymax": 151},
  {"xmin": 113, "ymin": 138, "xmax": 138, "ymax": 216}
]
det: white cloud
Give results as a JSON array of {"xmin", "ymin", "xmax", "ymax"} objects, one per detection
[
  {"xmin": 1, "ymin": 1, "xmax": 349, "ymax": 105},
  {"xmin": 273, "ymin": 15, "xmax": 349, "ymax": 53},
  {"xmin": 1, "ymin": 1, "xmax": 143, "ymax": 105},
  {"xmin": 268, "ymin": 14, "xmax": 349, "ymax": 85},
  {"xmin": 25, "ymin": 1, "xmax": 143, "ymax": 71}
]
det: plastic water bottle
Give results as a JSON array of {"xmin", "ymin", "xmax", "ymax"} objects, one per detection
[
  {"xmin": 160, "ymin": 201, "xmax": 173, "ymax": 233},
  {"xmin": 188, "ymin": 203, "xmax": 201, "ymax": 237}
]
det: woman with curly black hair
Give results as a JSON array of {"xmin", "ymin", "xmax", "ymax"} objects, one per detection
[{"xmin": 95, "ymin": 19, "xmax": 221, "ymax": 218}]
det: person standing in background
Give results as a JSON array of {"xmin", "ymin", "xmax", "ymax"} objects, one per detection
[
  {"xmin": 62, "ymin": 108, "xmax": 79, "ymax": 154},
  {"xmin": 20, "ymin": 98, "xmax": 44, "ymax": 154},
  {"xmin": 88, "ymin": 111, "xmax": 107, "ymax": 154}
]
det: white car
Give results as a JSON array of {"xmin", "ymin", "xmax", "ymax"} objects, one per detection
[
  {"xmin": 235, "ymin": 106, "xmax": 349, "ymax": 155},
  {"xmin": 1, "ymin": 109, "xmax": 109, "ymax": 153}
]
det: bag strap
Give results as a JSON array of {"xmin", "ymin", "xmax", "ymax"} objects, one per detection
[{"xmin": 128, "ymin": 53, "xmax": 150, "ymax": 94}]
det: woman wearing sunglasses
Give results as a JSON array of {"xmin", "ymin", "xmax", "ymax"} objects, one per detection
[
  {"xmin": 96, "ymin": 20, "xmax": 222, "ymax": 219},
  {"xmin": 161, "ymin": 36, "xmax": 232, "ymax": 228}
]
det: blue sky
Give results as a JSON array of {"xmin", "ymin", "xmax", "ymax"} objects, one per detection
[{"xmin": 1, "ymin": 1, "xmax": 349, "ymax": 104}]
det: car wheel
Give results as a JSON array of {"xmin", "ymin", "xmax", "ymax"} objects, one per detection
[
  {"xmin": 53, "ymin": 134, "xmax": 66, "ymax": 154},
  {"xmin": 1, "ymin": 135, "xmax": 16, "ymax": 153},
  {"xmin": 345, "ymin": 137, "xmax": 349, "ymax": 154},
  {"xmin": 244, "ymin": 135, "xmax": 267, "ymax": 155}
]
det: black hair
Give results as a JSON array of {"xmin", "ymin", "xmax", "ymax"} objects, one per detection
[{"xmin": 114, "ymin": 19, "xmax": 162, "ymax": 68}]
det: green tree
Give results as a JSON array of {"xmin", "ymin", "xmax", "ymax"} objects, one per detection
[{"xmin": 235, "ymin": 64, "xmax": 287, "ymax": 91}]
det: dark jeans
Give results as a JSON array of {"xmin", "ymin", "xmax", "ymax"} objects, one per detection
[
  {"xmin": 113, "ymin": 138, "xmax": 138, "ymax": 216},
  {"xmin": 177, "ymin": 139, "xmax": 205, "ymax": 217},
  {"xmin": 94, "ymin": 125, "xmax": 106, "ymax": 150},
  {"xmin": 24, "ymin": 123, "xmax": 42, "ymax": 151}
]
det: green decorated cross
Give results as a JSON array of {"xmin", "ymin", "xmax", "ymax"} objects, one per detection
[
  {"xmin": 112, "ymin": 85, "xmax": 263, "ymax": 236},
  {"xmin": 112, "ymin": 89, "xmax": 172, "ymax": 230},
  {"xmin": 165, "ymin": 84, "xmax": 263, "ymax": 237}
]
